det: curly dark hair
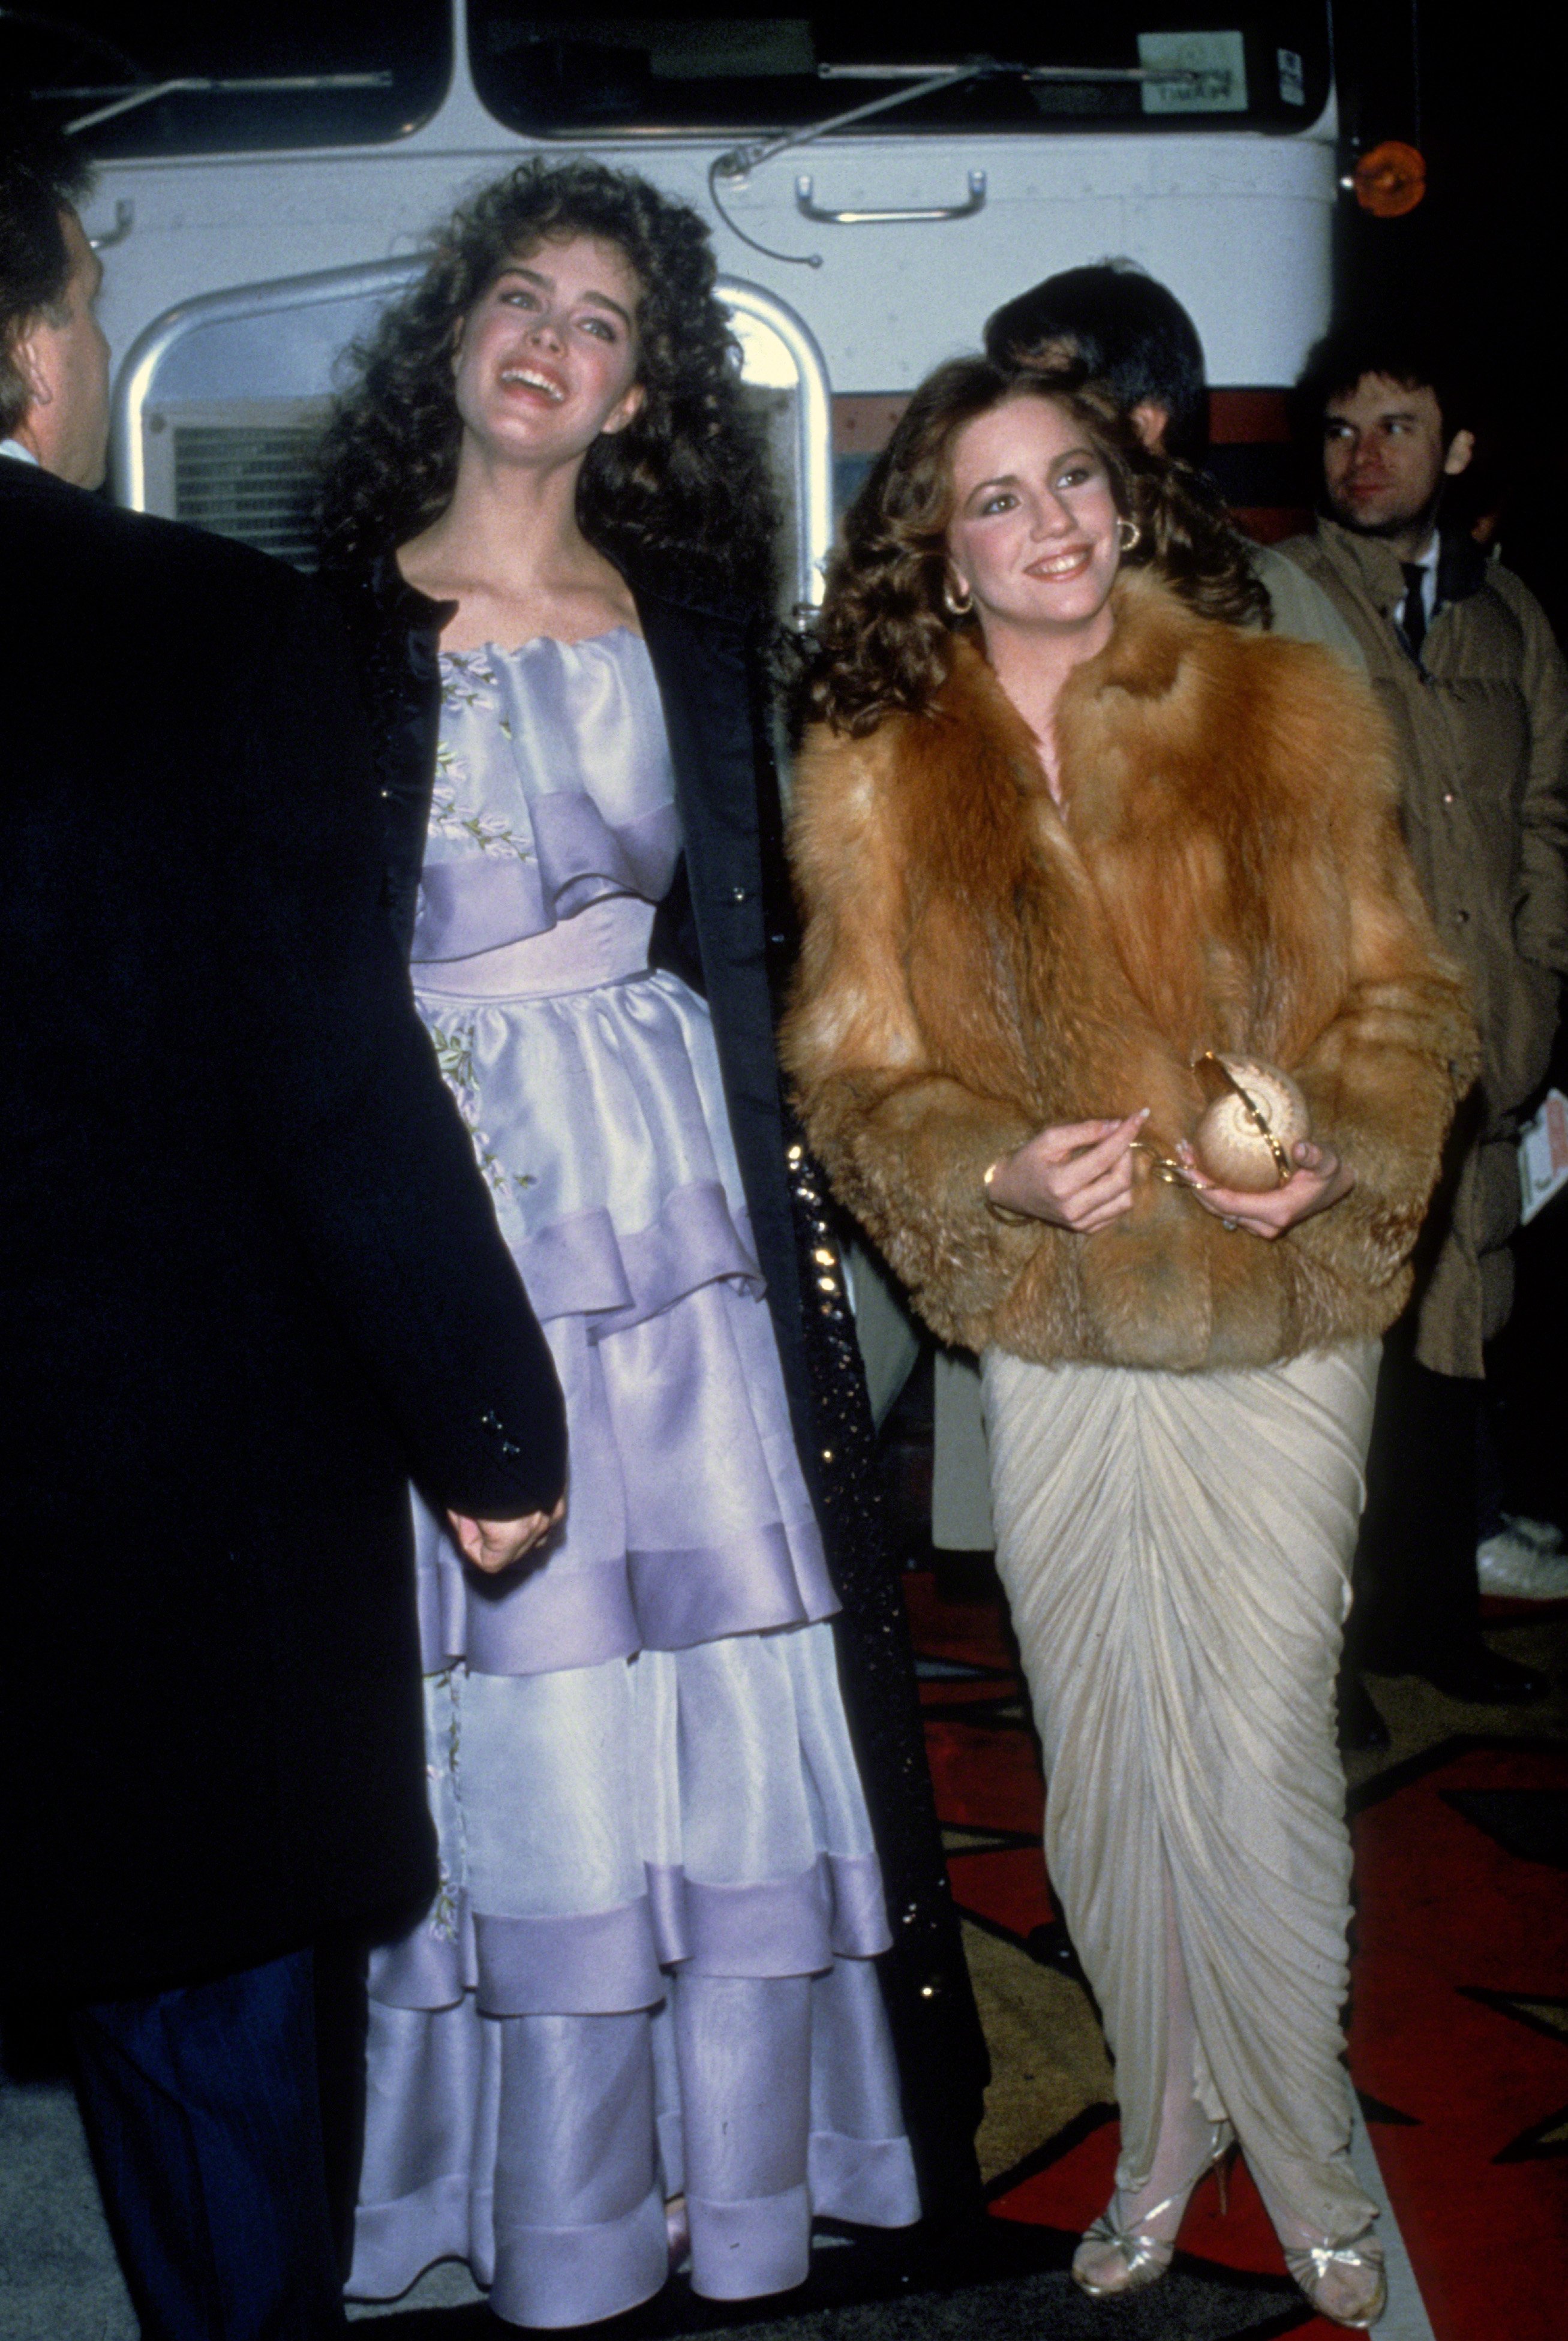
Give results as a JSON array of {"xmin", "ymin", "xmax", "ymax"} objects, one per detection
[
  {"xmin": 314, "ymin": 158, "xmax": 777, "ymax": 611},
  {"xmin": 804, "ymin": 357, "xmax": 1267, "ymax": 736}
]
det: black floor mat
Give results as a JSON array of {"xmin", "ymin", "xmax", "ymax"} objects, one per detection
[{"xmin": 356, "ymin": 2217, "xmax": 1308, "ymax": 2340}]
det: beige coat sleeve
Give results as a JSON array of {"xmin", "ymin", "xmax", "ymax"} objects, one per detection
[
  {"xmin": 1284, "ymin": 770, "xmax": 1481, "ymax": 1341},
  {"xmin": 1491, "ymin": 566, "xmax": 1568, "ymax": 979}
]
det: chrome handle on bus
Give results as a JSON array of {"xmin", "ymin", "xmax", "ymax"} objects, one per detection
[
  {"xmin": 793, "ymin": 169, "xmax": 987, "ymax": 226},
  {"xmin": 88, "ymin": 200, "xmax": 136, "ymax": 253}
]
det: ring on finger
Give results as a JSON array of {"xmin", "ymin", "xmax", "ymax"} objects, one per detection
[{"xmin": 1221, "ymin": 1215, "xmax": 1239, "ymax": 1231}]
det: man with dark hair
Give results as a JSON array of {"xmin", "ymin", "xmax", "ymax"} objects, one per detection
[
  {"xmin": 1279, "ymin": 325, "xmax": 1568, "ymax": 1726},
  {"xmin": 984, "ymin": 256, "xmax": 1210, "ymax": 460},
  {"xmin": 2, "ymin": 124, "xmax": 567, "ymax": 2336},
  {"xmin": 1292, "ymin": 321, "xmax": 1474, "ymax": 498},
  {"xmin": 0, "ymin": 126, "xmax": 107, "ymax": 482}
]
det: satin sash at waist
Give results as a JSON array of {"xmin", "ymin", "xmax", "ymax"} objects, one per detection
[
  {"xmin": 413, "ymin": 894, "xmax": 656, "ymax": 1000},
  {"xmin": 412, "ymin": 794, "xmax": 680, "ymax": 963}
]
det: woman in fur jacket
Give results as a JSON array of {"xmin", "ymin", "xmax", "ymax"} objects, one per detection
[{"xmin": 782, "ymin": 360, "xmax": 1477, "ymax": 2330}]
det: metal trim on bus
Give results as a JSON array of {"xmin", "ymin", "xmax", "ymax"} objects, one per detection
[{"xmin": 112, "ymin": 261, "xmax": 835, "ymax": 608}]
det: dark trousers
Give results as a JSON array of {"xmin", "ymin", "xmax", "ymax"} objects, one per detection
[
  {"xmin": 70, "ymin": 1946, "xmax": 346, "ymax": 2341},
  {"xmin": 1348, "ymin": 1321, "xmax": 1484, "ymax": 1677}
]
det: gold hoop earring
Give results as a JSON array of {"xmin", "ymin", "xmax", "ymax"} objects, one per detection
[
  {"xmin": 1116, "ymin": 517, "xmax": 1143, "ymax": 553},
  {"xmin": 943, "ymin": 573, "xmax": 974, "ymax": 618}
]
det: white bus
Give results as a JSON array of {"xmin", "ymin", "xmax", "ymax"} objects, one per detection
[{"xmin": 16, "ymin": 4, "xmax": 1347, "ymax": 596}]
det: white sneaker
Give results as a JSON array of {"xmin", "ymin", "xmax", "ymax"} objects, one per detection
[{"xmin": 1478, "ymin": 1517, "xmax": 1568, "ymax": 1599}]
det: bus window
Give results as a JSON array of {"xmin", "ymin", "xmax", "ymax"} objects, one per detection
[
  {"xmin": 468, "ymin": 6, "xmax": 1330, "ymax": 140},
  {"xmin": 12, "ymin": 1, "xmax": 450, "ymax": 155}
]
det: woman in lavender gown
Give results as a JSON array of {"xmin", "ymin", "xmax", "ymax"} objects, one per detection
[{"xmin": 313, "ymin": 161, "xmax": 950, "ymax": 2327}]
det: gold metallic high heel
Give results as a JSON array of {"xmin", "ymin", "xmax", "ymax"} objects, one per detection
[
  {"xmin": 1071, "ymin": 2122, "xmax": 1233, "ymax": 2300},
  {"xmin": 1284, "ymin": 2230, "xmax": 1387, "ymax": 2329}
]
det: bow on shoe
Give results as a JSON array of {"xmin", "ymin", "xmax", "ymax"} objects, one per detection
[{"xmin": 1284, "ymin": 2231, "xmax": 1387, "ymax": 2330}]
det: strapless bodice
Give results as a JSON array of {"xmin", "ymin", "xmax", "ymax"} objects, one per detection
[{"xmin": 412, "ymin": 630, "xmax": 680, "ymax": 967}]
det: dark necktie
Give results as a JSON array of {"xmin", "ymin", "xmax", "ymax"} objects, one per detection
[{"xmin": 1399, "ymin": 563, "xmax": 1428, "ymax": 660}]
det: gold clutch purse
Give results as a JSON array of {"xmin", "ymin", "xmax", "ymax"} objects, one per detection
[
  {"xmin": 1133, "ymin": 1051, "xmax": 1310, "ymax": 1193},
  {"xmin": 1190, "ymin": 1051, "xmax": 1309, "ymax": 1189}
]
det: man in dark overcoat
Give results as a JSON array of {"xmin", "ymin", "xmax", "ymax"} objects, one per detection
[{"xmin": 0, "ymin": 134, "xmax": 567, "ymax": 2337}]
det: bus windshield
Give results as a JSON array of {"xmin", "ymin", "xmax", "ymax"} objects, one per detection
[
  {"xmin": 11, "ymin": 1, "xmax": 450, "ymax": 155},
  {"xmin": 467, "ymin": 5, "xmax": 1331, "ymax": 140}
]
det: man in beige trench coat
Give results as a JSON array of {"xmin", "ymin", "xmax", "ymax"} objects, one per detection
[{"xmin": 1281, "ymin": 323, "xmax": 1568, "ymax": 1724}]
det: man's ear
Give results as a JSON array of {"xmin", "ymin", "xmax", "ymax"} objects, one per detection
[
  {"xmin": 600, "ymin": 381, "xmax": 646, "ymax": 438},
  {"xmin": 1130, "ymin": 399, "xmax": 1169, "ymax": 454},
  {"xmin": 7, "ymin": 317, "xmax": 55, "ymax": 411},
  {"xmin": 1443, "ymin": 428, "xmax": 1476, "ymax": 479}
]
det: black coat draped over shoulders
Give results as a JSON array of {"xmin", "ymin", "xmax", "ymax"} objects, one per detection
[
  {"xmin": 331, "ymin": 552, "xmax": 988, "ymax": 2210},
  {"xmin": 1, "ymin": 464, "xmax": 565, "ymax": 2005}
]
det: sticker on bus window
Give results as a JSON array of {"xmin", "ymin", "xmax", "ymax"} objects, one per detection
[
  {"xmin": 1137, "ymin": 31, "xmax": 1248, "ymax": 114},
  {"xmin": 1278, "ymin": 49, "xmax": 1307, "ymax": 106}
]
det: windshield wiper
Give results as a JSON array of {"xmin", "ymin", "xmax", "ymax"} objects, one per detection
[
  {"xmin": 709, "ymin": 53, "xmax": 1198, "ymax": 266},
  {"xmin": 817, "ymin": 62, "xmax": 1198, "ymax": 83},
  {"xmin": 50, "ymin": 73, "xmax": 393, "ymax": 137}
]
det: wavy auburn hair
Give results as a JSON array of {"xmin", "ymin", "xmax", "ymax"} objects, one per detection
[
  {"xmin": 314, "ymin": 159, "xmax": 776, "ymax": 610},
  {"xmin": 804, "ymin": 357, "xmax": 1266, "ymax": 735}
]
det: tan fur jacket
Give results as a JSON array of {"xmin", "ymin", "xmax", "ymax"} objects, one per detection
[{"xmin": 781, "ymin": 574, "xmax": 1479, "ymax": 1374}]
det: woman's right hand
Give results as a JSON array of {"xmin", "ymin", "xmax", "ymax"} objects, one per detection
[{"xmin": 984, "ymin": 1111, "xmax": 1148, "ymax": 1233}]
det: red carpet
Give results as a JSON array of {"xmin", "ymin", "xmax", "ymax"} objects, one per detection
[
  {"xmin": 1348, "ymin": 1740, "xmax": 1568, "ymax": 2337},
  {"xmin": 905, "ymin": 1568, "xmax": 1568, "ymax": 2340}
]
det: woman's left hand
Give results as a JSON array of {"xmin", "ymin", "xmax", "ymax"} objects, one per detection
[
  {"xmin": 448, "ymin": 1493, "xmax": 567, "ymax": 1573},
  {"xmin": 1176, "ymin": 1138, "xmax": 1354, "ymax": 1240}
]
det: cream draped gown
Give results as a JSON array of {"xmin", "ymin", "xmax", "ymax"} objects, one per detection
[{"xmin": 982, "ymin": 1339, "xmax": 1383, "ymax": 2245}]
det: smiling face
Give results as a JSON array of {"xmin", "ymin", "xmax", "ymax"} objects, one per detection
[
  {"xmin": 1321, "ymin": 372, "xmax": 1473, "ymax": 550},
  {"xmin": 452, "ymin": 231, "xmax": 644, "ymax": 468},
  {"xmin": 945, "ymin": 394, "xmax": 1122, "ymax": 647}
]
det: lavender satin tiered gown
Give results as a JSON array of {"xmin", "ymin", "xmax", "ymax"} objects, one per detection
[{"xmin": 347, "ymin": 632, "xmax": 919, "ymax": 2328}]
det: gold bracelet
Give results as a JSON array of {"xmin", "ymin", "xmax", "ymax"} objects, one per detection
[{"xmin": 983, "ymin": 1158, "xmax": 1032, "ymax": 1225}]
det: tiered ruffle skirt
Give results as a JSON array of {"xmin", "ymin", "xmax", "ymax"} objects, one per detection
[{"xmin": 348, "ymin": 905, "xmax": 918, "ymax": 2325}]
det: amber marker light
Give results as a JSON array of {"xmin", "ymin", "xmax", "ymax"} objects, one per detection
[{"xmin": 1344, "ymin": 140, "xmax": 1428, "ymax": 217}]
